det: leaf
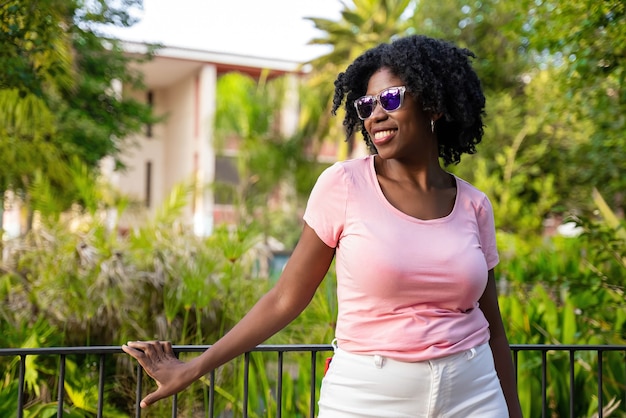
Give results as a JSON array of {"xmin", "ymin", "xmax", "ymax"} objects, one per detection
[{"xmin": 592, "ymin": 188, "xmax": 626, "ymax": 240}]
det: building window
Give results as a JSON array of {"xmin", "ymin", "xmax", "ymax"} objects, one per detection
[
  {"xmin": 145, "ymin": 160, "xmax": 152, "ymax": 207},
  {"xmin": 146, "ymin": 91, "xmax": 154, "ymax": 138}
]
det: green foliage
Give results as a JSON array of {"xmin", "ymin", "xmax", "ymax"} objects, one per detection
[
  {"xmin": 213, "ymin": 71, "xmax": 321, "ymax": 238},
  {"xmin": 0, "ymin": 0, "xmax": 74, "ymax": 97},
  {"xmin": 525, "ymin": 0, "xmax": 626, "ymax": 215},
  {"xmin": 308, "ymin": 0, "xmax": 414, "ymax": 64},
  {"xmin": 0, "ymin": 0, "xmax": 155, "ymax": 215},
  {"xmin": 500, "ymin": 283, "xmax": 625, "ymax": 417},
  {"xmin": 1, "ymin": 172, "xmax": 317, "ymax": 414},
  {"xmin": 1, "ymin": 0, "xmax": 625, "ymax": 415},
  {"xmin": 413, "ymin": 0, "xmax": 532, "ymax": 91},
  {"xmin": 572, "ymin": 192, "xmax": 626, "ymax": 295},
  {"xmin": 495, "ymin": 203, "xmax": 625, "ymax": 417}
]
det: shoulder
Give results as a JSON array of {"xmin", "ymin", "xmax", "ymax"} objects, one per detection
[
  {"xmin": 319, "ymin": 155, "xmax": 372, "ymax": 183},
  {"xmin": 455, "ymin": 176, "xmax": 493, "ymax": 211},
  {"xmin": 335, "ymin": 154, "xmax": 372, "ymax": 172},
  {"xmin": 455, "ymin": 176, "xmax": 486, "ymax": 198}
]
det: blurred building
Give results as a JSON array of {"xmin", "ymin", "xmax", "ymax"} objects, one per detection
[{"xmin": 109, "ymin": 42, "xmax": 328, "ymax": 236}]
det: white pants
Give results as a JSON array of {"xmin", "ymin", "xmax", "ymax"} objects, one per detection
[{"xmin": 318, "ymin": 343, "xmax": 508, "ymax": 417}]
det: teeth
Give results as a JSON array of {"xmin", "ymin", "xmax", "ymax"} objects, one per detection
[{"xmin": 374, "ymin": 130, "xmax": 394, "ymax": 140}]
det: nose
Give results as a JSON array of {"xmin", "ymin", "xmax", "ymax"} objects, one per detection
[{"xmin": 369, "ymin": 101, "xmax": 388, "ymax": 120}]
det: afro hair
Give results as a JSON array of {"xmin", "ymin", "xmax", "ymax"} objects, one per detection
[{"xmin": 332, "ymin": 35, "xmax": 486, "ymax": 165}]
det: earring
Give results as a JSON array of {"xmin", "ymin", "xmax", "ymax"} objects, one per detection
[{"xmin": 431, "ymin": 120, "xmax": 435, "ymax": 134}]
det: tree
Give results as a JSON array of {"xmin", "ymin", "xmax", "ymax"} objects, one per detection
[
  {"xmin": 412, "ymin": 0, "xmax": 533, "ymax": 92},
  {"xmin": 0, "ymin": 0, "xmax": 155, "ymax": 223},
  {"xmin": 527, "ymin": 0, "xmax": 626, "ymax": 215}
]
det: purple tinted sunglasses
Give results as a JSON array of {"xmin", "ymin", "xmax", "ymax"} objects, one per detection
[{"xmin": 354, "ymin": 86, "xmax": 406, "ymax": 120}]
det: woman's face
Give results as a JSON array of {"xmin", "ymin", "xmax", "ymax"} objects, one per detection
[{"xmin": 362, "ymin": 68, "xmax": 433, "ymax": 161}]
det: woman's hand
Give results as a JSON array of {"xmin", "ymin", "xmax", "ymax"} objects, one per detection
[{"xmin": 122, "ymin": 340, "xmax": 194, "ymax": 408}]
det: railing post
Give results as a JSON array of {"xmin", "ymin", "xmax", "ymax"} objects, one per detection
[
  {"xmin": 57, "ymin": 354, "xmax": 66, "ymax": 418},
  {"xmin": 172, "ymin": 351, "xmax": 179, "ymax": 418},
  {"xmin": 243, "ymin": 351, "xmax": 250, "ymax": 418},
  {"xmin": 17, "ymin": 355, "xmax": 26, "ymax": 418},
  {"xmin": 97, "ymin": 354, "xmax": 105, "ymax": 418},
  {"xmin": 135, "ymin": 363, "xmax": 143, "ymax": 418},
  {"xmin": 209, "ymin": 369, "xmax": 216, "ymax": 418},
  {"xmin": 309, "ymin": 351, "xmax": 317, "ymax": 418},
  {"xmin": 598, "ymin": 350, "xmax": 603, "ymax": 418},
  {"xmin": 569, "ymin": 350, "xmax": 575, "ymax": 418},
  {"xmin": 276, "ymin": 351, "xmax": 283, "ymax": 418},
  {"xmin": 541, "ymin": 350, "xmax": 547, "ymax": 418}
]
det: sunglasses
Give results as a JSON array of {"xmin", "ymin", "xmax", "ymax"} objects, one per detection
[{"xmin": 354, "ymin": 86, "xmax": 406, "ymax": 120}]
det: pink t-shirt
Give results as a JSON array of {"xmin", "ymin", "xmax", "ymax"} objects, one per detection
[{"xmin": 303, "ymin": 155, "xmax": 499, "ymax": 362}]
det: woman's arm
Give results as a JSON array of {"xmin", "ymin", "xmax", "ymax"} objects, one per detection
[
  {"xmin": 479, "ymin": 269, "xmax": 523, "ymax": 418},
  {"xmin": 122, "ymin": 223, "xmax": 335, "ymax": 408}
]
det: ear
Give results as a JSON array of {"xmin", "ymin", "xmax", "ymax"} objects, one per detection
[{"xmin": 430, "ymin": 112, "xmax": 444, "ymax": 122}]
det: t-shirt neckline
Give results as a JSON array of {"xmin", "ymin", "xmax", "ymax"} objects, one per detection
[{"xmin": 367, "ymin": 154, "xmax": 459, "ymax": 223}]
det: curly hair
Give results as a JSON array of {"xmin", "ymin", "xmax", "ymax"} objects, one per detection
[{"xmin": 332, "ymin": 35, "xmax": 486, "ymax": 165}]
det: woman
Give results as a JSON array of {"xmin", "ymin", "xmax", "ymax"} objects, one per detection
[{"xmin": 123, "ymin": 35, "xmax": 523, "ymax": 417}]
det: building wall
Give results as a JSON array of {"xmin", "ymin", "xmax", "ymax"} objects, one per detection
[
  {"xmin": 118, "ymin": 86, "xmax": 166, "ymax": 210},
  {"xmin": 161, "ymin": 75, "xmax": 196, "ymax": 202},
  {"xmin": 116, "ymin": 63, "xmax": 221, "ymax": 234}
]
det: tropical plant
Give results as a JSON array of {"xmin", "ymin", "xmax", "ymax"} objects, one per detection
[
  {"xmin": 524, "ymin": 0, "xmax": 626, "ymax": 214},
  {"xmin": 2, "ymin": 0, "xmax": 626, "ymax": 416},
  {"xmin": 496, "ymin": 191, "xmax": 625, "ymax": 417},
  {"xmin": 0, "ymin": 0, "xmax": 155, "ymax": 227},
  {"xmin": 213, "ymin": 71, "xmax": 323, "ymax": 247},
  {"xmin": 500, "ymin": 282, "xmax": 625, "ymax": 417}
]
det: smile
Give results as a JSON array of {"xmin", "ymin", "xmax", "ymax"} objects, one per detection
[{"xmin": 373, "ymin": 130, "xmax": 396, "ymax": 141}]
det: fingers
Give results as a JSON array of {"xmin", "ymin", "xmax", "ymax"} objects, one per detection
[
  {"xmin": 122, "ymin": 340, "xmax": 175, "ymax": 368},
  {"xmin": 125, "ymin": 340, "xmax": 161, "ymax": 352},
  {"xmin": 124, "ymin": 340, "xmax": 166, "ymax": 355},
  {"xmin": 160, "ymin": 340, "xmax": 175, "ymax": 357},
  {"xmin": 121, "ymin": 340, "xmax": 180, "ymax": 408},
  {"xmin": 122, "ymin": 341, "xmax": 144, "ymax": 355}
]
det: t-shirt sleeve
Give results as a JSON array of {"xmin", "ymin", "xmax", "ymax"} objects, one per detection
[
  {"xmin": 477, "ymin": 195, "xmax": 499, "ymax": 270},
  {"xmin": 303, "ymin": 162, "xmax": 347, "ymax": 248}
]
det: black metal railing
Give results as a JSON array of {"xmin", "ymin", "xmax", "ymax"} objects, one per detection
[{"xmin": 1, "ymin": 344, "xmax": 625, "ymax": 418}]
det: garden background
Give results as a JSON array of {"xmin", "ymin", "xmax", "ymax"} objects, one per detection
[{"xmin": 1, "ymin": 0, "xmax": 624, "ymax": 416}]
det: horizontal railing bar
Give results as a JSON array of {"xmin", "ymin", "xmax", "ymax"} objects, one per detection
[
  {"xmin": 508, "ymin": 345, "xmax": 626, "ymax": 351},
  {"xmin": 0, "ymin": 344, "xmax": 336, "ymax": 356},
  {"xmin": 1, "ymin": 344, "xmax": 624, "ymax": 357}
]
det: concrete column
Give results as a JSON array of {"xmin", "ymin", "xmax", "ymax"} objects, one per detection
[
  {"xmin": 281, "ymin": 73, "xmax": 300, "ymax": 138},
  {"xmin": 194, "ymin": 64, "xmax": 217, "ymax": 236}
]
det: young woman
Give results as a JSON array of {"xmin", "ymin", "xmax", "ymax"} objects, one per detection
[{"xmin": 123, "ymin": 35, "xmax": 523, "ymax": 417}]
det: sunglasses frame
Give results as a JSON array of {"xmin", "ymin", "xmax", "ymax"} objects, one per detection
[{"xmin": 354, "ymin": 86, "xmax": 407, "ymax": 120}]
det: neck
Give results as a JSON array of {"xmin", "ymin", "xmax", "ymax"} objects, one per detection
[{"xmin": 375, "ymin": 155, "xmax": 451, "ymax": 190}]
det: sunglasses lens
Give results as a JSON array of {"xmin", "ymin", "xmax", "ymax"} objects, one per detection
[
  {"xmin": 356, "ymin": 96, "xmax": 375, "ymax": 119},
  {"xmin": 354, "ymin": 87, "xmax": 404, "ymax": 119},
  {"xmin": 379, "ymin": 88, "xmax": 402, "ymax": 112}
]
